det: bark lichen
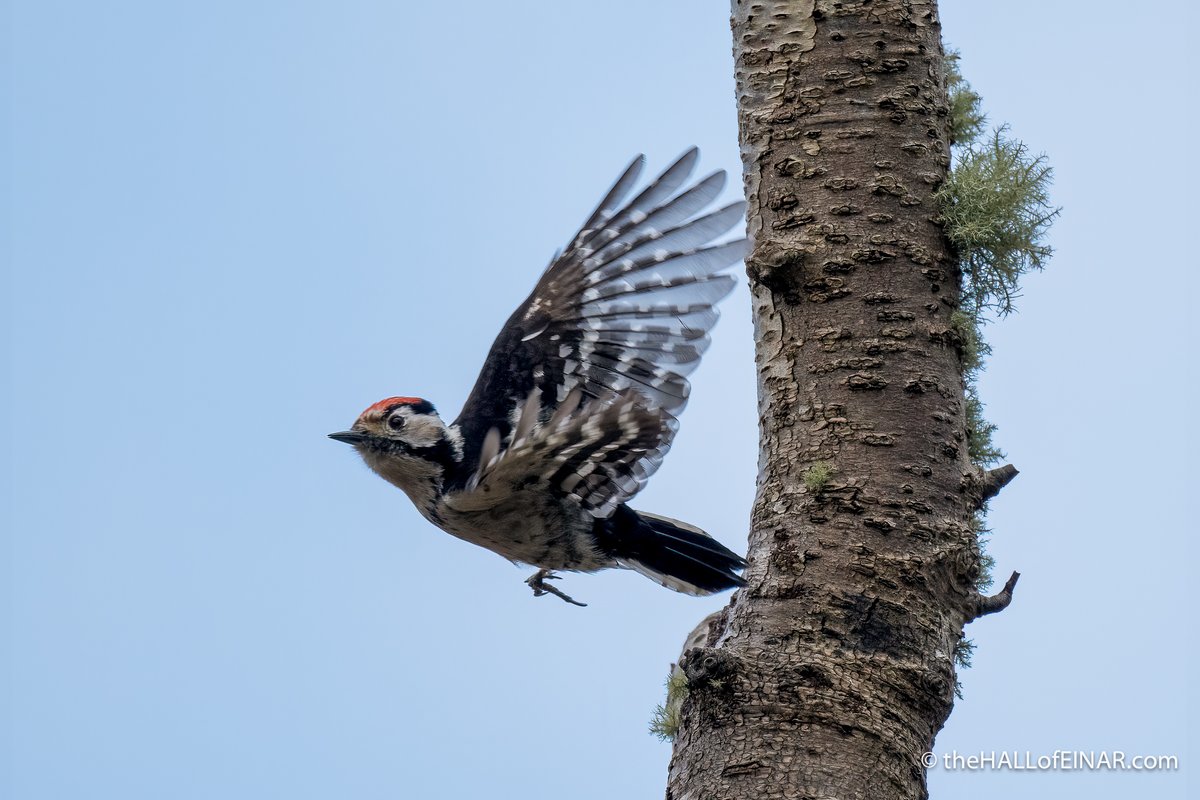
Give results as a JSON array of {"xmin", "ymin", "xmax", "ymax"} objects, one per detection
[
  {"xmin": 939, "ymin": 52, "xmax": 1057, "ymax": 692},
  {"xmin": 937, "ymin": 127, "xmax": 1059, "ymax": 319}
]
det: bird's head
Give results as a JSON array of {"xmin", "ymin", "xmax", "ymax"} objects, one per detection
[
  {"xmin": 329, "ymin": 397, "xmax": 460, "ymax": 499},
  {"xmin": 330, "ymin": 396, "xmax": 446, "ymax": 449}
]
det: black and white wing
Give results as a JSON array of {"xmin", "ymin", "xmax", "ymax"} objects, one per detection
[
  {"xmin": 450, "ymin": 149, "xmax": 746, "ymax": 489},
  {"xmin": 445, "ymin": 388, "xmax": 674, "ymax": 519}
]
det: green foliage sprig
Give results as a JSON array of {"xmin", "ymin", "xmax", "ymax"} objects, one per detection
[
  {"xmin": 945, "ymin": 50, "xmax": 985, "ymax": 146},
  {"xmin": 937, "ymin": 128, "xmax": 1059, "ymax": 319},
  {"xmin": 938, "ymin": 53, "xmax": 1058, "ymax": 613},
  {"xmin": 650, "ymin": 669, "xmax": 690, "ymax": 742}
]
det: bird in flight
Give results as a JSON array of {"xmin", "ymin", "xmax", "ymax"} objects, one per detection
[{"xmin": 330, "ymin": 149, "xmax": 747, "ymax": 605}]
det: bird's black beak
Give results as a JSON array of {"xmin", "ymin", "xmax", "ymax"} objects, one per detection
[{"xmin": 328, "ymin": 430, "xmax": 367, "ymax": 445}]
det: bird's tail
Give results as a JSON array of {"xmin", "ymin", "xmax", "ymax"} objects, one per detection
[{"xmin": 599, "ymin": 506, "xmax": 747, "ymax": 595}]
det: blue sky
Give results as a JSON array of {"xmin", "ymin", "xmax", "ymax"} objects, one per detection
[{"xmin": 3, "ymin": 1, "xmax": 1195, "ymax": 798}]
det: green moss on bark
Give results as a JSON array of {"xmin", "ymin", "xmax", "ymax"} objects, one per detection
[{"xmin": 803, "ymin": 462, "xmax": 833, "ymax": 492}]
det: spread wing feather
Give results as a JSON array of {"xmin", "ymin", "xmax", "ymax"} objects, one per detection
[
  {"xmin": 446, "ymin": 390, "xmax": 674, "ymax": 519},
  {"xmin": 450, "ymin": 149, "xmax": 745, "ymax": 495}
]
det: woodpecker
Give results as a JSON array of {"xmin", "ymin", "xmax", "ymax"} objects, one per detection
[{"xmin": 330, "ymin": 149, "xmax": 747, "ymax": 605}]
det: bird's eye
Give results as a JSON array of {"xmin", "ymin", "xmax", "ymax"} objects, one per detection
[{"xmin": 387, "ymin": 414, "xmax": 406, "ymax": 431}]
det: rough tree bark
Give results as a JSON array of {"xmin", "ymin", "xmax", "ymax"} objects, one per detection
[{"xmin": 666, "ymin": 2, "xmax": 1018, "ymax": 798}]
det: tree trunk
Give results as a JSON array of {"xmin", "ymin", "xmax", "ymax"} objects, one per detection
[{"xmin": 666, "ymin": 2, "xmax": 1016, "ymax": 798}]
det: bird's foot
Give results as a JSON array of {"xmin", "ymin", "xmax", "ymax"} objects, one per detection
[{"xmin": 525, "ymin": 569, "xmax": 587, "ymax": 607}]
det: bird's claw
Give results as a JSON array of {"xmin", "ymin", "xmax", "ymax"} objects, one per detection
[{"xmin": 526, "ymin": 569, "xmax": 587, "ymax": 607}]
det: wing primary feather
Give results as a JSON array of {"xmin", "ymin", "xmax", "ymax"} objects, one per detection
[
  {"xmin": 591, "ymin": 239, "xmax": 749, "ymax": 289},
  {"xmin": 576, "ymin": 148, "xmax": 700, "ymax": 255},
  {"xmin": 617, "ymin": 201, "xmax": 747, "ymax": 265},
  {"xmin": 585, "ymin": 272, "xmax": 737, "ymax": 305},
  {"xmin": 582, "ymin": 170, "xmax": 727, "ymax": 269},
  {"xmin": 567, "ymin": 155, "xmax": 646, "ymax": 252}
]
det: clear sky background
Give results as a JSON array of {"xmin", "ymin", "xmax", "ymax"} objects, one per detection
[{"xmin": 3, "ymin": 1, "xmax": 1195, "ymax": 798}]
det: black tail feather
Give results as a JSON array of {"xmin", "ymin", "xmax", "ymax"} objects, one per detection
[{"xmin": 595, "ymin": 505, "xmax": 747, "ymax": 595}]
